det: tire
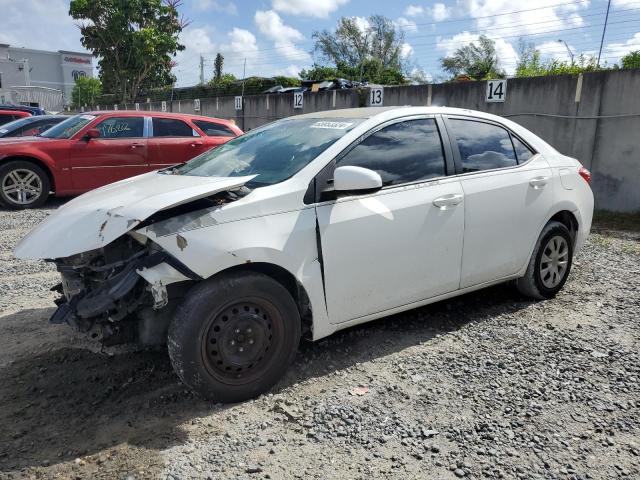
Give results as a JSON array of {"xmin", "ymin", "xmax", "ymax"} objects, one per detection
[
  {"xmin": 168, "ymin": 271, "xmax": 301, "ymax": 402},
  {"xmin": 517, "ymin": 220, "xmax": 573, "ymax": 300},
  {"xmin": 0, "ymin": 161, "xmax": 50, "ymax": 209}
]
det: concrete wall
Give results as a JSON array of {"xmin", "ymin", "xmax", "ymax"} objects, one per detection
[{"xmin": 99, "ymin": 69, "xmax": 640, "ymax": 212}]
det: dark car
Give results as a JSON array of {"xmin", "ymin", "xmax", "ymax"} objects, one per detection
[
  {"xmin": 0, "ymin": 105, "xmax": 47, "ymax": 116},
  {"xmin": 0, "ymin": 115, "xmax": 67, "ymax": 138}
]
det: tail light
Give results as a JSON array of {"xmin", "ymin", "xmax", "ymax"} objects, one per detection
[{"xmin": 578, "ymin": 166, "xmax": 591, "ymax": 184}]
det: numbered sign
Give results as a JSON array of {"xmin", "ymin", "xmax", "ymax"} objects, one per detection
[
  {"xmin": 486, "ymin": 80, "xmax": 506, "ymax": 103},
  {"xmin": 161, "ymin": 101, "xmax": 167, "ymax": 112},
  {"xmin": 113, "ymin": 104, "xmax": 118, "ymax": 110},
  {"xmin": 134, "ymin": 103, "xmax": 140, "ymax": 111},
  {"xmin": 235, "ymin": 96, "xmax": 243, "ymax": 110},
  {"xmin": 293, "ymin": 92, "xmax": 303, "ymax": 109},
  {"xmin": 369, "ymin": 87, "xmax": 384, "ymax": 106},
  {"xmin": 194, "ymin": 98, "xmax": 201, "ymax": 111}
]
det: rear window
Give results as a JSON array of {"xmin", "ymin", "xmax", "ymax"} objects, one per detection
[
  {"xmin": 193, "ymin": 120, "xmax": 236, "ymax": 137},
  {"xmin": 449, "ymin": 119, "xmax": 518, "ymax": 172},
  {"xmin": 152, "ymin": 118, "xmax": 195, "ymax": 137}
]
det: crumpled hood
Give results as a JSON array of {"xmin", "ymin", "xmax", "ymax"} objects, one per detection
[{"xmin": 14, "ymin": 171, "xmax": 255, "ymax": 259}]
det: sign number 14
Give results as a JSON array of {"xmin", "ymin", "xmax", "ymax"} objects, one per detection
[{"xmin": 486, "ymin": 79, "xmax": 506, "ymax": 103}]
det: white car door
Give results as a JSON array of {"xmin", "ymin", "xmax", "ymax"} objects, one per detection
[
  {"xmin": 444, "ymin": 116, "xmax": 553, "ymax": 288},
  {"xmin": 314, "ymin": 116, "xmax": 465, "ymax": 324}
]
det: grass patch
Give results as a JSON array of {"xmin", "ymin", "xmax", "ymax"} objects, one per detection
[{"xmin": 592, "ymin": 210, "xmax": 640, "ymax": 233}]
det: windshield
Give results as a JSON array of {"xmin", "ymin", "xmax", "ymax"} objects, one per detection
[
  {"xmin": 41, "ymin": 114, "xmax": 96, "ymax": 139},
  {"xmin": 0, "ymin": 116, "xmax": 37, "ymax": 134},
  {"xmin": 175, "ymin": 118, "xmax": 362, "ymax": 186}
]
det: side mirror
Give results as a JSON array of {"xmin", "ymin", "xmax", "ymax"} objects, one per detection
[
  {"xmin": 84, "ymin": 128, "xmax": 100, "ymax": 140},
  {"xmin": 333, "ymin": 166, "xmax": 383, "ymax": 192}
]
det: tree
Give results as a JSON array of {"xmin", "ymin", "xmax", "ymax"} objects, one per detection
[
  {"xmin": 214, "ymin": 53, "xmax": 224, "ymax": 82},
  {"xmin": 515, "ymin": 41, "xmax": 601, "ymax": 77},
  {"xmin": 71, "ymin": 77, "xmax": 102, "ymax": 107},
  {"xmin": 69, "ymin": 0, "xmax": 187, "ymax": 102},
  {"xmin": 441, "ymin": 36, "xmax": 504, "ymax": 80},
  {"xmin": 312, "ymin": 15, "xmax": 409, "ymax": 84},
  {"xmin": 621, "ymin": 50, "xmax": 640, "ymax": 69}
]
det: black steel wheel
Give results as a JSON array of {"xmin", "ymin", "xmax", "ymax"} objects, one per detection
[{"xmin": 168, "ymin": 271, "xmax": 301, "ymax": 402}]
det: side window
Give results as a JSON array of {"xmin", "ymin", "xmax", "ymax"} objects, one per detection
[
  {"xmin": 338, "ymin": 118, "xmax": 446, "ymax": 186},
  {"xmin": 511, "ymin": 135, "xmax": 534, "ymax": 164},
  {"xmin": 152, "ymin": 118, "xmax": 195, "ymax": 137},
  {"xmin": 96, "ymin": 116, "xmax": 144, "ymax": 138},
  {"xmin": 193, "ymin": 119, "xmax": 236, "ymax": 137},
  {"xmin": 449, "ymin": 119, "xmax": 517, "ymax": 173}
]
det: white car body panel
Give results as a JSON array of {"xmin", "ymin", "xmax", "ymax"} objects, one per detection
[
  {"xmin": 316, "ymin": 176, "xmax": 465, "ymax": 323},
  {"xmin": 13, "ymin": 106, "xmax": 594, "ymax": 343}
]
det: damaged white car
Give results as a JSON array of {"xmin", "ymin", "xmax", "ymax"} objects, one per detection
[{"xmin": 15, "ymin": 107, "xmax": 594, "ymax": 402}]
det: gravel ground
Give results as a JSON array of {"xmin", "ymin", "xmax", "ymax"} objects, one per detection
[{"xmin": 0, "ymin": 201, "xmax": 638, "ymax": 480}]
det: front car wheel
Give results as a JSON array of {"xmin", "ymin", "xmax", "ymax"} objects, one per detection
[
  {"xmin": 0, "ymin": 161, "xmax": 50, "ymax": 209},
  {"xmin": 168, "ymin": 271, "xmax": 301, "ymax": 402}
]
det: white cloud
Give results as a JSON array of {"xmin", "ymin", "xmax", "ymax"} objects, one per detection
[
  {"xmin": 600, "ymin": 32, "xmax": 640, "ymax": 63},
  {"xmin": 535, "ymin": 40, "xmax": 576, "ymax": 63},
  {"xmin": 193, "ymin": 0, "xmax": 237, "ymax": 14},
  {"xmin": 272, "ymin": 0, "xmax": 349, "ymax": 18},
  {"xmin": 437, "ymin": 31, "xmax": 518, "ymax": 75},
  {"xmin": 456, "ymin": 0, "xmax": 590, "ymax": 35},
  {"xmin": 254, "ymin": 10, "xmax": 310, "ymax": 62},
  {"xmin": 400, "ymin": 43, "xmax": 415, "ymax": 58},
  {"xmin": 395, "ymin": 17, "xmax": 418, "ymax": 33},
  {"xmin": 429, "ymin": 3, "xmax": 452, "ymax": 22},
  {"xmin": 404, "ymin": 5, "xmax": 425, "ymax": 17}
]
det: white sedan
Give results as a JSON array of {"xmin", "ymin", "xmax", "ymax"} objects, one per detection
[{"xmin": 15, "ymin": 106, "xmax": 594, "ymax": 402}]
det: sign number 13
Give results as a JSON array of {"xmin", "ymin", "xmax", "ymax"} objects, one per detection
[{"xmin": 369, "ymin": 87, "xmax": 384, "ymax": 106}]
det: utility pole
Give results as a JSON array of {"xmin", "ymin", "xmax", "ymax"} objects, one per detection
[
  {"xmin": 241, "ymin": 57, "xmax": 246, "ymax": 96},
  {"xmin": 199, "ymin": 55, "xmax": 204, "ymax": 84},
  {"xmin": 597, "ymin": 0, "xmax": 611, "ymax": 68},
  {"xmin": 22, "ymin": 59, "xmax": 31, "ymax": 86}
]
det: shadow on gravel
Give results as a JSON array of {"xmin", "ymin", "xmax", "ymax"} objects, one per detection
[
  {"xmin": 0, "ymin": 282, "xmax": 530, "ymax": 472},
  {"xmin": 0, "ymin": 196, "xmax": 68, "ymax": 213}
]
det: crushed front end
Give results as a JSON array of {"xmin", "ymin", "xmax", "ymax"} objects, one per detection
[{"xmin": 49, "ymin": 234, "xmax": 198, "ymax": 346}]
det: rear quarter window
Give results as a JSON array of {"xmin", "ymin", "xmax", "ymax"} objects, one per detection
[{"xmin": 193, "ymin": 120, "xmax": 236, "ymax": 137}]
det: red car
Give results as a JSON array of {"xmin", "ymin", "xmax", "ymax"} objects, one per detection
[
  {"xmin": 0, "ymin": 111, "xmax": 243, "ymax": 208},
  {"xmin": 0, "ymin": 109, "xmax": 31, "ymax": 126}
]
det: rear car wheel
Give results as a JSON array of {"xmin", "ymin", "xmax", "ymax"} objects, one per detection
[
  {"xmin": 0, "ymin": 161, "xmax": 50, "ymax": 209},
  {"xmin": 517, "ymin": 220, "xmax": 573, "ymax": 300},
  {"xmin": 168, "ymin": 271, "xmax": 301, "ymax": 402}
]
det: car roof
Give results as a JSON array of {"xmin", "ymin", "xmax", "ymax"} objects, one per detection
[
  {"xmin": 84, "ymin": 110, "xmax": 233, "ymax": 123},
  {"xmin": 0, "ymin": 110, "xmax": 31, "ymax": 116},
  {"xmin": 294, "ymin": 106, "xmax": 499, "ymax": 120}
]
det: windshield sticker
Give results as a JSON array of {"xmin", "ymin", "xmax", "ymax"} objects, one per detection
[
  {"xmin": 310, "ymin": 121, "xmax": 354, "ymax": 130},
  {"xmin": 80, "ymin": 115, "xmax": 96, "ymax": 120}
]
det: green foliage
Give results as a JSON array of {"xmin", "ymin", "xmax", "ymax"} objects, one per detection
[
  {"xmin": 214, "ymin": 53, "xmax": 224, "ymax": 82},
  {"xmin": 69, "ymin": 0, "xmax": 186, "ymax": 102},
  {"xmin": 71, "ymin": 77, "xmax": 102, "ymax": 108},
  {"xmin": 441, "ymin": 36, "xmax": 504, "ymax": 80},
  {"xmin": 621, "ymin": 50, "xmax": 640, "ymax": 69},
  {"xmin": 311, "ymin": 15, "xmax": 409, "ymax": 84},
  {"xmin": 515, "ymin": 42, "xmax": 601, "ymax": 77}
]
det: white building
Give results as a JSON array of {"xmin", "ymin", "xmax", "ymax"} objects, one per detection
[{"xmin": 0, "ymin": 44, "xmax": 93, "ymax": 110}]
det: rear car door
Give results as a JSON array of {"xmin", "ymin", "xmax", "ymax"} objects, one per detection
[
  {"xmin": 69, "ymin": 115, "xmax": 147, "ymax": 191},
  {"xmin": 316, "ymin": 116, "xmax": 465, "ymax": 324},
  {"xmin": 444, "ymin": 116, "xmax": 553, "ymax": 288},
  {"xmin": 147, "ymin": 117, "xmax": 206, "ymax": 170}
]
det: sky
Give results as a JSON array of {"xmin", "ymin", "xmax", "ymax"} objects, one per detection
[{"xmin": 1, "ymin": 0, "xmax": 639, "ymax": 88}]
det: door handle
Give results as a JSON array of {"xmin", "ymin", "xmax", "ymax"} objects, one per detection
[
  {"xmin": 191, "ymin": 141, "xmax": 203, "ymax": 147},
  {"xmin": 130, "ymin": 143, "xmax": 143, "ymax": 149},
  {"xmin": 433, "ymin": 193, "xmax": 464, "ymax": 209},
  {"xmin": 529, "ymin": 176, "xmax": 549, "ymax": 189}
]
